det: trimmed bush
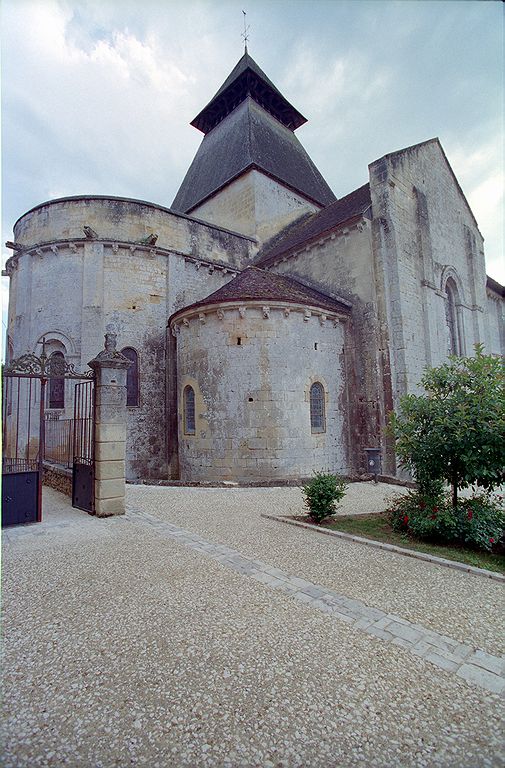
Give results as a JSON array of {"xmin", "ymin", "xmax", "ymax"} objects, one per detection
[{"xmin": 302, "ymin": 472, "xmax": 347, "ymax": 524}]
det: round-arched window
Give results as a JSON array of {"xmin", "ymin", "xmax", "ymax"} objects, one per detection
[
  {"xmin": 444, "ymin": 278, "xmax": 459, "ymax": 356},
  {"xmin": 310, "ymin": 382, "xmax": 326, "ymax": 433},
  {"xmin": 121, "ymin": 348, "xmax": 139, "ymax": 406},
  {"xmin": 183, "ymin": 385, "xmax": 196, "ymax": 435},
  {"xmin": 48, "ymin": 352, "xmax": 65, "ymax": 409}
]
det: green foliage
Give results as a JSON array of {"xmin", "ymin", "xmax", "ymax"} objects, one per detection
[
  {"xmin": 302, "ymin": 472, "xmax": 347, "ymax": 524},
  {"xmin": 390, "ymin": 346, "xmax": 505, "ymax": 505},
  {"xmin": 389, "ymin": 491, "xmax": 504, "ymax": 552}
]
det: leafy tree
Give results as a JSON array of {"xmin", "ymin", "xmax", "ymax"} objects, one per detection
[{"xmin": 390, "ymin": 346, "xmax": 505, "ymax": 507}]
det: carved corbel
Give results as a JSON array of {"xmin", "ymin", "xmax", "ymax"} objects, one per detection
[
  {"xmin": 217, "ymin": 309, "xmax": 225, "ymax": 321},
  {"xmin": 198, "ymin": 313, "xmax": 206, "ymax": 324},
  {"xmin": 304, "ymin": 310, "xmax": 311, "ymax": 322},
  {"xmin": 112, "ymin": 243, "xmax": 119, "ymax": 254},
  {"xmin": 262, "ymin": 306, "xmax": 270, "ymax": 319},
  {"xmin": 319, "ymin": 314, "xmax": 327, "ymax": 326},
  {"xmin": 239, "ymin": 306, "xmax": 246, "ymax": 319}
]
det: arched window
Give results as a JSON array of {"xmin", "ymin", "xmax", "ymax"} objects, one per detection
[
  {"xmin": 310, "ymin": 382, "xmax": 325, "ymax": 433},
  {"xmin": 183, "ymin": 385, "xmax": 196, "ymax": 435},
  {"xmin": 49, "ymin": 352, "xmax": 65, "ymax": 409},
  {"xmin": 121, "ymin": 348, "xmax": 139, "ymax": 406},
  {"xmin": 444, "ymin": 278, "xmax": 459, "ymax": 356}
]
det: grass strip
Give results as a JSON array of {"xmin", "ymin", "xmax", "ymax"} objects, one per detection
[{"xmin": 321, "ymin": 513, "xmax": 505, "ymax": 574}]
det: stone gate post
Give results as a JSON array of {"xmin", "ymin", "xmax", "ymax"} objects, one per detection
[{"xmin": 89, "ymin": 333, "xmax": 131, "ymax": 517}]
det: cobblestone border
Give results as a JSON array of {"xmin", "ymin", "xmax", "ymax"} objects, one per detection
[
  {"xmin": 127, "ymin": 509, "xmax": 505, "ymax": 696},
  {"xmin": 262, "ymin": 514, "xmax": 505, "ymax": 583}
]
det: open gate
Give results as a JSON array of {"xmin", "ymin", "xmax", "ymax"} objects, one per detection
[
  {"xmin": 2, "ymin": 374, "xmax": 44, "ymax": 526},
  {"xmin": 2, "ymin": 348, "xmax": 95, "ymax": 527},
  {"xmin": 72, "ymin": 380, "xmax": 95, "ymax": 513}
]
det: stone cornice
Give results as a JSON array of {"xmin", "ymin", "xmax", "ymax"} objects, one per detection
[
  {"xmin": 2, "ymin": 238, "xmax": 242, "ymax": 276},
  {"xmin": 169, "ymin": 300, "xmax": 349, "ymax": 335}
]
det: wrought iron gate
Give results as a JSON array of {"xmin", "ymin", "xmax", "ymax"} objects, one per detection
[
  {"xmin": 2, "ymin": 374, "xmax": 44, "ymax": 526},
  {"xmin": 2, "ymin": 348, "xmax": 95, "ymax": 526},
  {"xmin": 72, "ymin": 380, "xmax": 95, "ymax": 513}
]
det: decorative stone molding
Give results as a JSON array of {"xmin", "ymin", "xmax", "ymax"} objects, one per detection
[{"xmin": 169, "ymin": 301, "xmax": 351, "ymax": 334}]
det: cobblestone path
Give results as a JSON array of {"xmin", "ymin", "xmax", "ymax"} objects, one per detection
[{"xmin": 130, "ymin": 508, "xmax": 505, "ymax": 695}]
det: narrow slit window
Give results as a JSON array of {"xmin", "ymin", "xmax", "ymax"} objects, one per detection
[
  {"xmin": 310, "ymin": 382, "xmax": 326, "ymax": 433},
  {"xmin": 184, "ymin": 385, "xmax": 196, "ymax": 435},
  {"xmin": 48, "ymin": 352, "xmax": 65, "ymax": 409},
  {"xmin": 121, "ymin": 347, "xmax": 139, "ymax": 406}
]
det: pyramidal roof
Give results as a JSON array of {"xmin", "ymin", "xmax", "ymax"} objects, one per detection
[
  {"xmin": 191, "ymin": 51, "xmax": 307, "ymax": 134},
  {"xmin": 172, "ymin": 98, "xmax": 336, "ymax": 213},
  {"xmin": 169, "ymin": 267, "xmax": 351, "ymax": 324}
]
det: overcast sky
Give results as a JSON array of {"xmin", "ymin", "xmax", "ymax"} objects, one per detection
[{"xmin": 1, "ymin": 0, "xmax": 504, "ymax": 343}]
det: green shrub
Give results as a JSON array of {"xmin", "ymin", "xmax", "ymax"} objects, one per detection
[
  {"xmin": 389, "ymin": 491, "xmax": 504, "ymax": 552},
  {"xmin": 302, "ymin": 472, "xmax": 347, "ymax": 524}
]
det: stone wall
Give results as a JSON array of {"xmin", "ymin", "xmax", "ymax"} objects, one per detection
[
  {"xmin": 268, "ymin": 219, "xmax": 384, "ymax": 474},
  {"xmin": 6, "ymin": 197, "xmax": 255, "ymax": 480},
  {"xmin": 369, "ymin": 139, "xmax": 488, "ymax": 404},
  {"xmin": 486, "ymin": 288, "xmax": 505, "ymax": 356},
  {"xmin": 172, "ymin": 301, "xmax": 350, "ymax": 482},
  {"xmin": 43, "ymin": 464, "xmax": 72, "ymax": 496},
  {"xmin": 192, "ymin": 169, "xmax": 320, "ymax": 244}
]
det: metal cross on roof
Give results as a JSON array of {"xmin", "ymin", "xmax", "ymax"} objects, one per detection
[{"xmin": 241, "ymin": 10, "xmax": 250, "ymax": 53}]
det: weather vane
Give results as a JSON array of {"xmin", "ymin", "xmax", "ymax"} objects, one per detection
[{"xmin": 241, "ymin": 10, "xmax": 250, "ymax": 53}]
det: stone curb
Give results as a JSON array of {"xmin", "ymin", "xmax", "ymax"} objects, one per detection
[{"xmin": 261, "ymin": 514, "xmax": 505, "ymax": 583}]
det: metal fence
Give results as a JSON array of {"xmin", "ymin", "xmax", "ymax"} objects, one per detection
[{"xmin": 44, "ymin": 416, "xmax": 74, "ymax": 468}]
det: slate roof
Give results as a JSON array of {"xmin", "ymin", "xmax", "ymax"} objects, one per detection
[
  {"xmin": 169, "ymin": 267, "xmax": 351, "ymax": 323},
  {"xmin": 171, "ymin": 98, "xmax": 336, "ymax": 214},
  {"xmin": 255, "ymin": 183, "xmax": 372, "ymax": 267},
  {"xmin": 191, "ymin": 52, "xmax": 306, "ymax": 134}
]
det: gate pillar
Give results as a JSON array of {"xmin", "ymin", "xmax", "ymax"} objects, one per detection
[{"xmin": 89, "ymin": 333, "xmax": 131, "ymax": 517}]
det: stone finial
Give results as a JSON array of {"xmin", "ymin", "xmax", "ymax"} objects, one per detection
[
  {"xmin": 105, "ymin": 332, "xmax": 117, "ymax": 353},
  {"xmin": 88, "ymin": 333, "xmax": 131, "ymax": 369}
]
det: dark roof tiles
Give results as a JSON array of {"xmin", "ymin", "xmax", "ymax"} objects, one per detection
[
  {"xmin": 191, "ymin": 52, "xmax": 306, "ymax": 134},
  {"xmin": 169, "ymin": 267, "xmax": 350, "ymax": 323},
  {"xmin": 172, "ymin": 98, "xmax": 336, "ymax": 213},
  {"xmin": 256, "ymin": 183, "xmax": 371, "ymax": 266}
]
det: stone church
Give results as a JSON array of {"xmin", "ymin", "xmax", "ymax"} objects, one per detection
[{"xmin": 4, "ymin": 52, "xmax": 504, "ymax": 482}]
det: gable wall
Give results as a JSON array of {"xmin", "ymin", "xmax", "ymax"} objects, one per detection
[{"xmin": 369, "ymin": 141, "xmax": 488, "ymax": 407}]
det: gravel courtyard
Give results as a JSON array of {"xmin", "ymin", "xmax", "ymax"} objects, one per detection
[{"xmin": 2, "ymin": 483, "xmax": 504, "ymax": 768}]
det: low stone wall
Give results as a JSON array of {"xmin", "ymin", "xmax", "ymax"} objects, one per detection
[{"xmin": 43, "ymin": 463, "xmax": 72, "ymax": 497}]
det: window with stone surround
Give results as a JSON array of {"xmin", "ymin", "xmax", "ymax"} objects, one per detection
[
  {"xmin": 444, "ymin": 278, "xmax": 460, "ymax": 356},
  {"xmin": 121, "ymin": 347, "xmax": 139, "ymax": 406},
  {"xmin": 183, "ymin": 385, "xmax": 196, "ymax": 435},
  {"xmin": 310, "ymin": 382, "xmax": 325, "ymax": 433},
  {"xmin": 48, "ymin": 352, "xmax": 65, "ymax": 409}
]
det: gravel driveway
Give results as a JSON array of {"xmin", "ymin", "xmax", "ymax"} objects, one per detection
[{"xmin": 2, "ymin": 484, "xmax": 504, "ymax": 768}]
